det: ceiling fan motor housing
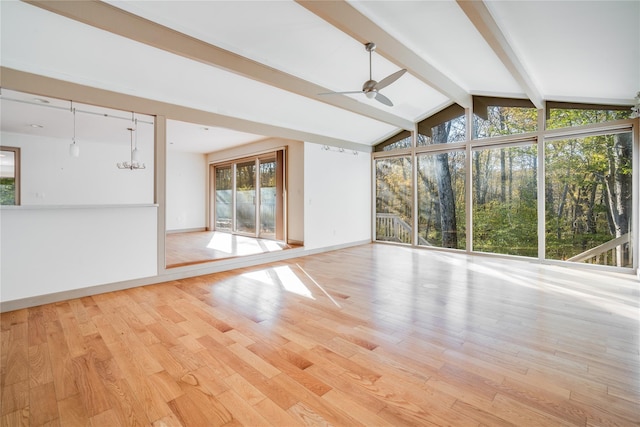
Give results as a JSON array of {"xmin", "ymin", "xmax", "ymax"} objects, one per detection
[{"xmin": 363, "ymin": 79, "xmax": 378, "ymax": 98}]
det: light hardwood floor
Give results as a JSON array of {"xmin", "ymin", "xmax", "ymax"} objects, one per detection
[
  {"xmin": 2, "ymin": 244, "xmax": 639, "ymax": 426},
  {"xmin": 165, "ymin": 231, "xmax": 296, "ymax": 268}
]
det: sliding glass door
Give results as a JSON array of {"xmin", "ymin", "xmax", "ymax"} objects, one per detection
[
  {"xmin": 259, "ymin": 157, "xmax": 277, "ymax": 238},
  {"xmin": 214, "ymin": 166, "xmax": 232, "ymax": 231},
  {"xmin": 235, "ymin": 160, "xmax": 257, "ymax": 234},
  {"xmin": 211, "ymin": 150, "xmax": 285, "ymax": 241}
]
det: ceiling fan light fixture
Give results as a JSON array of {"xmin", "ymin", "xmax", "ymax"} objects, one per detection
[{"xmin": 365, "ymin": 91, "xmax": 376, "ymax": 99}]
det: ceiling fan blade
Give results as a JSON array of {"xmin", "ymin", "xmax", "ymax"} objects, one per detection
[
  {"xmin": 318, "ymin": 90, "xmax": 363, "ymax": 96},
  {"xmin": 375, "ymin": 69, "xmax": 407, "ymax": 91},
  {"xmin": 375, "ymin": 92, "xmax": 393, "ymax": 107}
]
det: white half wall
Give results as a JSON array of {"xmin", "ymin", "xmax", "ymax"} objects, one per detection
[
  {"xmin": 303, "ymin": 142, "xmax": 371, "ymax": 250},
  {"xmin": 0, "ymin": 205, "xmax": 158, "ymax": 303},
  {"xmin": 166, "ymin": 150, "xmax": 206, "ymax": 231}
]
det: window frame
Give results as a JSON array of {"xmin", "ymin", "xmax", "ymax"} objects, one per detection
[
  {"xmin": 472, "ymin": 96, "xmax": 538, "ymax": 140},
  {"xmin": 0, "ymin": 146, "xmax": 21, "ymax": 205},
  {"xmin": 210, "ymin": 149, "xmax": 286, "ymax": 241}
]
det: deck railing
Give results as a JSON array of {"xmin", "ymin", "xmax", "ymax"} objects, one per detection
[
  {"xmin": 376, "ymin": 213, "xmax": 412, "ymax": 244},
  {"xmin": 376, "ymin": 213, "xmax": 430, "ymax": 246},
  {"xmin": 377, "ymin": 213, "xmax": 630, "ymax": 265},
  {"xmin": 567, "ymin": 233, "xmax": 631, "ymax": 267}
]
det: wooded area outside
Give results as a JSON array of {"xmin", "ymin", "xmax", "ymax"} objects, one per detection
[
  {"xmin": 418, "ymin": 150, "xmax": 466, "ymax": 250},
  {"xmin": 473, "ymin": 144, "xmax": 537, "ymax": 257},
  {"xmin": 546, "ymin": 131, "xmax": 632, "ymax": 265},
  {"xmin": 0, "ymin": 178, "xmax": 15, "ymax": 205},
  {"xmin": 375, "ymin": 104, "xmax": 634, "ymax": 268}
]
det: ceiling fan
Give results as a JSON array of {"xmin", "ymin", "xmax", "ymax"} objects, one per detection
[{"xmin": 319, "ymin": 42, "xmax": 407, "ymax": 107}]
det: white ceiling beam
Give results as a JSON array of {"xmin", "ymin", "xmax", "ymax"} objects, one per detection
[
  {"xmin": 0, "ymin": 66, "xmax": 372, "ymax": 151},
  {"xmin": 296, "ymin": 0, "xmax": 472, "ymax": 109},
  {"xmin": 23, "ymin": 0, "xmax": 413, "ymax": 131},
  {"xmin": 456, "ymin": 0, "xmax": 544, "ymax": 109}
]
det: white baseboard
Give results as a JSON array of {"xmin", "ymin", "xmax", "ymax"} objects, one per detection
[{"xmin": 166, "ymin": 227, "xmax": 207, "ymax": 234}]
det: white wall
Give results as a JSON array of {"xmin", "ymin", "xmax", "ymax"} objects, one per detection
[
  {"xmin": 286, "ymin": 142, "xmax": 304, "ymax": 244},
  {"xmin": 1, "ymin": 132, "xmax": 153, "ymax": 205},
  {"xmin": 303, "ymin": 142, "xmax": 371, "ymax": 250},
  {"xmin": 207, "ymin": 138, "xmax": 304, "ymax": 244},
  {"xmin": 0, "ymin": 205, "xmax": 157, "ymax": 302},
  {"xmin": 166, "ymin": 151, "xmax": 206, "ymax": 231}
]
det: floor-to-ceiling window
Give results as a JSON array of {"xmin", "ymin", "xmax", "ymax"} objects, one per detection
[
  {"xmin": 544, "ymin": 104, "xmax": 634, "ymax": 267},
  {"xmin": 373, "ymin": 98, "xmax": 636, "ymax": 270},
  {"xmin": 415, "ymin": 106, "xmax": 467, "ymax": 250}
]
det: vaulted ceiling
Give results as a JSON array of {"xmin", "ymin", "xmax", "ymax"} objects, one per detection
[{"xmin": 1, "ymin": 0, "xmax": 638, "ymax": 153}]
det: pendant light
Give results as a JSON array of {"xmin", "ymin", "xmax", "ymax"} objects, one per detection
[
  {"xmin": 69, "ymin": 103, "xmax": 80, "ymax": 157},
  {"xmin": 117, "ymin": 113, "xmax": 145, "ymax": 170}
]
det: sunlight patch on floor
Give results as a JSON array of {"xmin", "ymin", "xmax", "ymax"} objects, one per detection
[
  {"xmin": 242, "ymin": 266, "xmax": 315, "ymax": 299},
  {"xmin": 275, "ymin": 266, "xmax": 314, "ymax": 299},
  {"xmin": 207, "ymin": 233, "xmax": 286, "ymax": 256},
  {"xmin": 296, "ymin": 263, "xmax": 342, "ymax": 308},
  {"xmin": 466, "ymin": 259, "xmax": 639, "ymax": 320},
  {"xmin": 207, "ymin": 232, "xmax": 233, "ymax": 254}
]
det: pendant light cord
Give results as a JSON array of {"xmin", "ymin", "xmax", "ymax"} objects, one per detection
[{"xmin": 72, "ymin": 102, "xmax": 76, "ymax": 144}]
